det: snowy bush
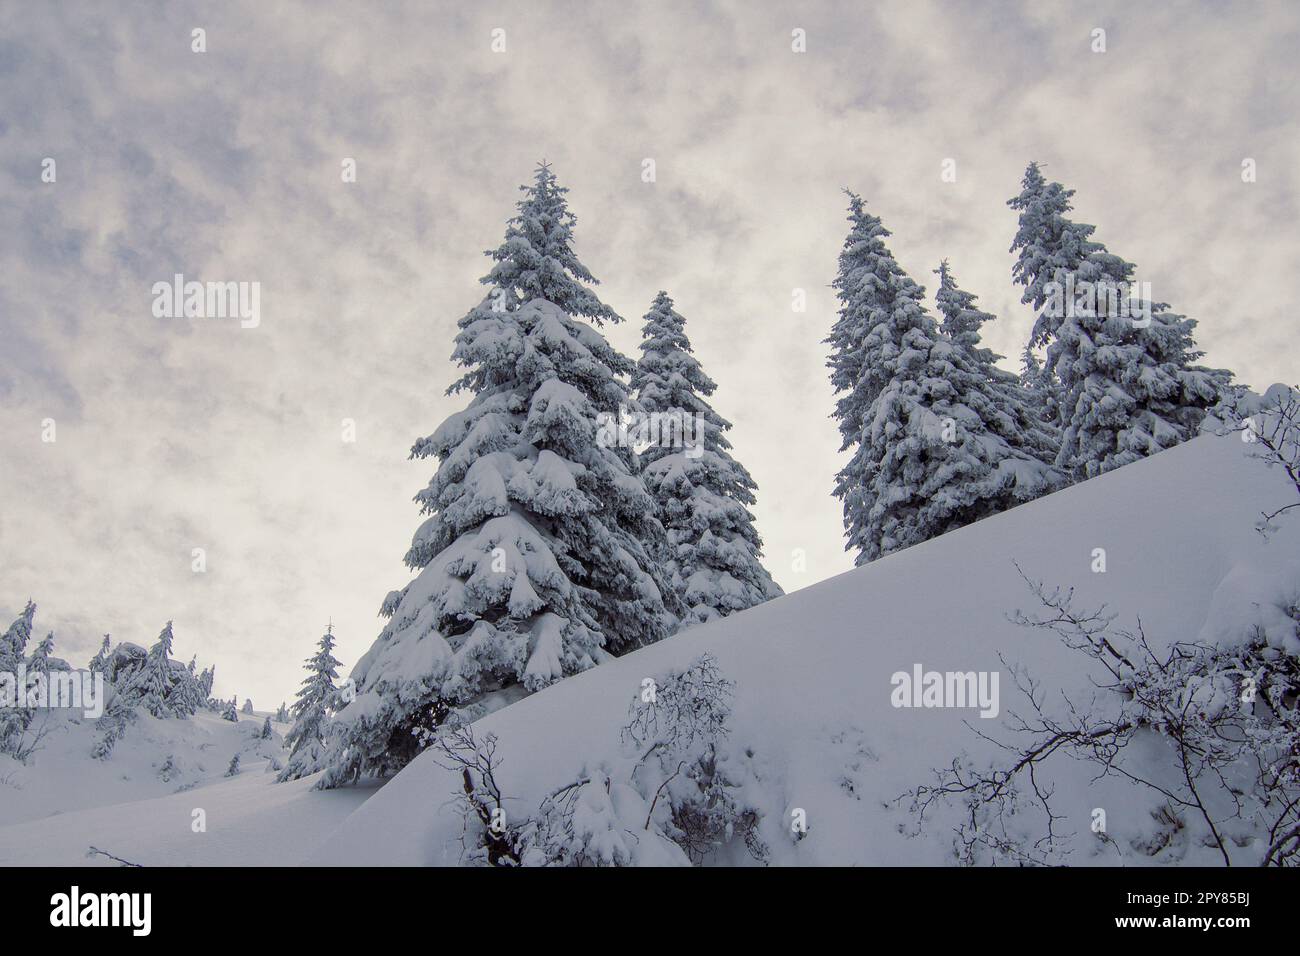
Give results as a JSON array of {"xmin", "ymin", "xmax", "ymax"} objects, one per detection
[
  {"xmin": 906, "ymin": 568, "xmax": 1300, "ymax": 866},
  {"xmin": 430, "ymin": 654, "xmax": 768, "ymax": 866}
]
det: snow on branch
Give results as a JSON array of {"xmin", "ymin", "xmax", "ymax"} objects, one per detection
[{"xmin": 903, "ymin": 567, "xmax": 1300, "ymax": 866}]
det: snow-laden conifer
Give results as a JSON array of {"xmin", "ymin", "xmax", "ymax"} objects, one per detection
[
  {"xmin": 827, "ymin": 193, "xmax": 1062, "ymax": 564},
  {"xmin": 632, "ymin": 291, "xmax": 782, "ymax": 626},
  {"xmin": 322, "ymin": 165, "xmax": 674, "ymax": 785},
  {"xmin": 1008, "ymin": 162, "xmax": 1228, "ymax": 478},
  {"xmin": 277, "ymin": 626, "xmax": 342, "ymax": 782}
]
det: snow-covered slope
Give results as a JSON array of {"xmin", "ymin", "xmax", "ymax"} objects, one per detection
[
  {"xmin": 0, "ymin": 708, "xmax": 381, "ymax": 866},
  {"xmin": 0, "ymin": 709, "xmax": 289, "ymax": 829},
  {"xmin": 313, "ymin": 429, "xmax": 1300, "ymax": 866}
]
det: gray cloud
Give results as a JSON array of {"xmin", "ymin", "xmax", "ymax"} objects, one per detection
[{"xmin": 1, "ymin": 0, "xmax": 1296, "ymax": 705}]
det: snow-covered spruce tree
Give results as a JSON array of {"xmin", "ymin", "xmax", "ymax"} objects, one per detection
[
  {"xmin": 0, "ymin": 602, "xmax": 38, "ymax": 754},
  {"xmin": 198, "ymin": 665, "xmax": 216, "ymax": 707},
  {"xmin": 27, "ymin": 633, "xmax": 54, "ymax": 674},
  {"xmin": 321, "ymin": 164, "xmax": 676, "ymax": 786},
  {"xmin": 121, "ymin": 622, "xmax": 196, "ymax": 719},
  {"xmin": 933, "ymin": 260, "xmax": 1059, "ymax": 467},
  {"xmin": 277, "ymin": 626, "xmax": 342, "ymax": 782},
  {"xmin": 222, "ymin": 698, "xmax": 239, "ymax": 722},
  {"xmin": 88, "ymin": 635, "xmax": 111, "ymax": 674},
  {"xmin": 1008, "ymin": 162, "xmax": 1228, "ymax": 480},
  {"xmin": 631, "ymin": 291, "xmax": 782, "ymax": 627},
  {"xmin": 275, "ymin": 702, "xmax": 289, "ymax": 723},
  {"xmin": 241, "ymin": 698, "xmax": 253, "ymax": 715},
  {"xmin": 826, "ymin": 192, "xmax": 1062, "ymax": 565}
]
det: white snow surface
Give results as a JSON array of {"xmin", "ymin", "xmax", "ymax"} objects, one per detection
[
  {"xmin": 3, "ymin": 428, "xmax": 1296, "ymax": 866},
  {"xmin": 0, "ymin": 709, "xmax": 374, "ymax": 865},
  {"xmin": 312, "ymin": 429, "xmax": 1299, "ymax": 865}
]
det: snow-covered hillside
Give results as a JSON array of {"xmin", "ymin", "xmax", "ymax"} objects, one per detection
[
  {"xmin": 312, "ymin": 428, "xmax": 1300, "ymax": 866},
  {"xmin": 0, "ymin": 709, "xmax": 373, "ymax": 866},
  {"xmin": 2, "ymin": 427, "xmax": 1294, "ymax": 866},
  {"xmin": 0, "ymin": 709, "xmax": 290, "ymax": 830}
]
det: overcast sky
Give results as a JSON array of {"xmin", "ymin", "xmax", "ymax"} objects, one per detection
[{"xmin": 1, "ymin": 1, "xmax": 1297, "ymax": 706}]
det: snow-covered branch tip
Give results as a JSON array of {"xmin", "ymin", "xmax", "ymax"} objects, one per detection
[
  {"xmin": 86, "ymin": 846, "xmax": 143, "ymax": 867},
  {"xmin": 1214, "ymin": 384, "xmax": 1300, "ymax": 535}
]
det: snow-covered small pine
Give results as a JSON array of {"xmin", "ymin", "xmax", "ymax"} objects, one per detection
[
  {"xmin": 277, "ymin": 626, "xmax": 342, "ymax": 783},
  {"xmin": 274, "ymin": 702, "xmax": 289, "ymax": 723},
  {"xmin": 122, "ymin": 622, "xmax": 194, "ymax": 719},
  {"xmin": 225, "ymin": 753, "xmax": 240, "ymax": 777},
  {"xmin": 87, "ymin": 635, "xmax": 111, "ymax": 674},
  {"xmin": 198, "ymin": 665, "xmax": 215, "ymax": 704},
  {"xmin": 241, "ymin": 698, "xmax": 253, "ymax": 715},
  {"xmin": 0, "ymin": 603, "xmax": 39, "ymax": 753},
  {"xmin": 0, "ymin": 600, "xmax": 35, "ymax": 672},
  {"xmin": 27, "ymin": 632, "xmax": 55, "ymax": 675},
  {"xmin": 632, "ymin": 291, "xmax": 782, "ymax": 627},
  {"xmin": 222, "ymin": 698, "xmax": 239, "ymax": 722},
  {"xmin": 1008, "ymin": 162, "xmax": 1229, "ymax": 479}
]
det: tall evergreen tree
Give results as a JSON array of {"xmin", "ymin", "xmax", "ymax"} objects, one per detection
[
  {"xmin": 826, "ymin": 193, "xmax": 1062, "ymax": 564},
  {"xmin": 322, "ymin": 164, "xmax": 674, "ymax": 786},
  {"xmin": 933, "ymin": 260, "xmax": 1059, "ymax": 466},
  {"xmin": 632, "ymin": 292, "xmax": 782, "ymax": 626},
  {"xmin": 1008, "ymin": 162, "xmax": 1228, "ymax": 479},
  {"xmin": 279, "ymin": 626, "xmax": 342, "ymax": 781}
]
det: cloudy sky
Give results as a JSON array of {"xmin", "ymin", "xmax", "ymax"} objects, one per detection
[{"xmin": 1, "ymin": 1, "xmax": 1297, "ymax": 706}]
